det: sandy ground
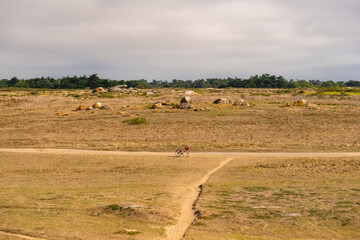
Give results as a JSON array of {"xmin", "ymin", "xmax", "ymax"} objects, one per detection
[{"xmin": 1, "ymin": 148, "xmax": 360, "ymax": 240}]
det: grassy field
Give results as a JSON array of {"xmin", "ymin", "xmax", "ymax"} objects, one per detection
[
  {"xmin": 0, "ymin": 88, "xmax": 359, "ymax": 152},
  {"xmin": 185, "ymin": 155, "xmax": 360, "ymax": 239},
  {"xmin": 1, "ymin": 87, "xmax": 359, "ymax": 239},
  {"xmin": 0, "ymin": 151, "xmax": 223, "ymax": 240},
  {"xmin": 0, "ymin": 152, "xmax": 359, "ymax": 239}
]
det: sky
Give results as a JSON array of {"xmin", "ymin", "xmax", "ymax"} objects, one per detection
[{"xmin": 0, "ymin": 0, "xmax": 359, "ymax": 81}]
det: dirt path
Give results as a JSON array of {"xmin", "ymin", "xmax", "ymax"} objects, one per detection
[
  {"xmin": 1, "ymin": 148, "xmax": 360, "ymax": 157},
  {"xmin": 165, "ymin": 158, "xmax": 234, "ymax": 240},
  {"xmin": 0, "ymin": 231, "xmax": 46, "ymax": 240}
]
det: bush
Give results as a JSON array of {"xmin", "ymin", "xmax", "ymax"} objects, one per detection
[{"xmin": 124, "ymin": 117, "xmax": 147, "ymax": 125}]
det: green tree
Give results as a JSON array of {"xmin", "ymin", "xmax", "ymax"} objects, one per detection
[{"xmin": 88, "ymin": 74, "xmax": 100, "ymax": 89}]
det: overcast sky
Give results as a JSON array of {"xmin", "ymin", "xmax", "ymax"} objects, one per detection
[{"xmin": 0, "ymin": 0, "xmax": 359, "ymax": 81}]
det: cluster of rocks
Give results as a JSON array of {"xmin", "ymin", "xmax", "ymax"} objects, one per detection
[
  {"xmin": 146, "ymin": 90, "xmax": 157, "ymax": 95},
  {"xmin": 178, "ymin": 96, "xmax": 194, "ymax": 109},
  {"xmin": 213, "ymin": 98, "xmax": 250, "ymax": 106},
  {"xmin": 75, "ymin": 102, "xmax": 111, "ymax": 111},
  {"xmin": 151, "ymin": 96, "xmax": 207, "ymax": 111},
  {"xmin": 109, "ymin": 85, "xmax": 141, "ymax": 93},
  {"xmin": 151, "ymin": 100, "xmax": 176, "ymax": 109},
  {"xmin": 90, "ymin": 85, "xmax": 141, "ymax": 94},
  {"xmin": 286, "ymin": 99, "xmax": 319, "ymax": 109}
]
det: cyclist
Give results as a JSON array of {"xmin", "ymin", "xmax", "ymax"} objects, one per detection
[{"xmin": 184, "ymin": 145, "xmax": 190, "ymax": 157}]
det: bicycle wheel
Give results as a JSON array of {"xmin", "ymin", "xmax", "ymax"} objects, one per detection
[{"xmin": 175, "ymin": 149, "xmax": 183, "ymax": 157}]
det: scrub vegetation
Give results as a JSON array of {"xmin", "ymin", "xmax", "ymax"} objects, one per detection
[
  {"xmin": 185, "ymin": 156, "xmax": 360, "ymax": 239},
  {"xmin": 0, "ymin": 87, "xmax": 359, "ymax": 152}
]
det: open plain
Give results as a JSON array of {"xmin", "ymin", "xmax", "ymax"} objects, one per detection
[
  {"xmin": 0, "ymin": 88, "xmax": 360, "ymax": 239},
  {"xmin": 0, "ymin": 88, "xmax": 359, "ymax": 152}
]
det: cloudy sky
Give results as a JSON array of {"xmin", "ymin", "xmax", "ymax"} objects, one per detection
[{"xmin": 0, "ymin": 0, "xmax": 359, "ymax": 81}]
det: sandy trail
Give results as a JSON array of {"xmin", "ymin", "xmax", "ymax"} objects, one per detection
[
  {"xmin": 0, "ymin": 231, "xmax": 46, "ymax": 240},
  {"xmin": 165, "ymin": 158, "xmax": 234, "ymax": 240},
  {"xmin": 1, "ymin": 148, "xmax": 360, "ymax": 157}
]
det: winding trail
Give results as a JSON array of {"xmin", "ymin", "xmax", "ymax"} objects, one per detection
[{"xmin": 165, "ymin": 158, "xmax": 234, "ymax": 240}]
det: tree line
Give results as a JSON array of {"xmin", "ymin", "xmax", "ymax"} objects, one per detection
[{"xmin": 1, "ymin": 73, "xmax": 359, "ymax": 89}]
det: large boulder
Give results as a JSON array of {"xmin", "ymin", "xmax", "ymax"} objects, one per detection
[
  {"xmin": 92, "ymin": 102, "xmax": 102, "ymax": 108},
  {"xmin": 92, "ymin": 87, "xmax": 105, "ymax": 93},
  {"xmin": 213, "ymin": 98, "xmax": 228, "ymax": 104},
  {"xmin": 180, "ymin": 96, "xmax": 192, "ymax": 104},
  {"xmin": 108, "ymin": 85, "xmax": 127, "ymax": 92},
  {"xmin": 100, "ymin": 105, "xmax": 111, "ymax": 110},
  {"xmin": 296, "ymin": 99, "xmax": 309, "ymax": 105},
  {"xmin": 234, "ymin": 99, "xmax": 250, "ymax": 107}
]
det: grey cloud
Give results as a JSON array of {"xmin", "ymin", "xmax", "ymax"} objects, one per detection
[{"xmin": 0, "ymin": 0, "xmax": 359, "ymax": 80}]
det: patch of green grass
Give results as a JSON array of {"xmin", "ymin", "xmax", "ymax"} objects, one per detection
[
  {"xmin": 123, "ymin": 117, "xmax": 148, "ymax": 125},
  {"xmin": 244, "ymin": 186, "xmax": 270, "ymax": 192},
  {"xmin": 106, "ymin": 204, "xmax": 120, "ymax": 211},
  {"xmin": 341, "ymin": 218, "xmax": 351, "ymax": 226},
  {"xmin": 114, "ymin": 229, "xmax": 141, "ymax": 235},
  {"xmin": 193, "ymin": 221, "xmax": 206, "ymax": 226},
  {"xmin": 336, "ymin": 201, "xmax": 353, "ymax": 205}
]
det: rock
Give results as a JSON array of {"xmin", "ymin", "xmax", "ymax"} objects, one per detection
[
  {"xmin": 152, "ymin": 103, "xmax": 163, "ymax": 109},
  {"xmin": 86, "ymin": 106, "xmax": 93, "ymax": 110},
  {"xmin": 123, "ymin": 229, "xmax": 140, "ymax": 235},
  {"xmin": 213, "ymin": 98, "xmax": 228, "ymax": 104},
  {"xmin": 92, "ymin": 102, "xmax": 102, "ymax": 108},
  {"xmin": 92, "ymin": 87, "xmax": 105, "ymax": 93},
  {"xmin": 294, "ymin": 99, "xmax": 309, "ymax": 106},
  {"xmin": 108, "ymin": 85, "xmax": 127, "ymax": 92},
  {"xmin": 179, "ymin": 103, "xmax": 194, "ymax": 109},
  {"xmin": 285, "ymin": 213, "xmax": 301, "ymax": 217},
  {"xmin": 117, "ymin": 112, "xmax": 125, "ymax": 115},
  {"xmin": 234, "ymin": 99, "xmax": 250, "ymax": 107},
  {"xmin": 100, "ymin": 105, "xmax": 111, "ymax": 110},
  {"xmin": 76, "ymin": 105, "xmax": 86, "ymax": 111},
  {"xmin": 146, "ymin": 92, "xmax": 155, "ymax": 95},
  {"xmin": 184, "ymin": 91, "xmax": 195, "ymax": 95},
  {"xmin": 180, "ymin": 96, "xmax": 192, "ymax": 104}
]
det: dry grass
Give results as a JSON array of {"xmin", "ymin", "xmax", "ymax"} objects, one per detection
[
  {"xmin": 185, "ymin": 156, "xmax": 360, "ymax": 239},
  {"xmin": 0, "ymin": 151, "xmax": 223, "ymax": 240},
  {"xmin": 0, "ymin": 88, "xmax": 359, "ymax": 152}
]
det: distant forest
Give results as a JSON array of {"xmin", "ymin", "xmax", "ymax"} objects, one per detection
[{"xmin": 1, "ymin": 73, "xmax": 360, "ymax": 89}]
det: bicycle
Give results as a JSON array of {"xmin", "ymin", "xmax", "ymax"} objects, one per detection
[
  {"xmin": 175, "ymin": 146, "xmax": 190, "ymax": 157},
  {"xmin": 175, "ymin": 148, "xmax": 185, "ymax": 157}
]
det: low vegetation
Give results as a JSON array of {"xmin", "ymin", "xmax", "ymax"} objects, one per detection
[
  {"xmin": 124, "ymin": 117, "xmax": 148, "ymax": 125},
  {"xmin": 0, "ymin": 151, "xmax": 224, "ymax": 240},
  {"xmin": 185, "ymin": 156, "xmax": 360, "ymax": 239},
  {"xmin": 0, "ymin": 87, "xmax": 359, "ymax": 152}
]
